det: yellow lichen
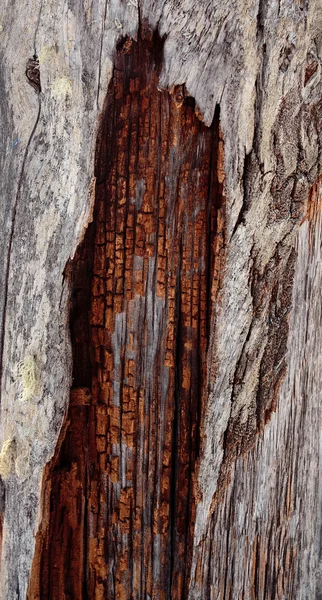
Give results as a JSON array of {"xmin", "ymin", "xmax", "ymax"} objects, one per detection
[
  {"xmin": 51, "ymin": 75, "xmax": 73, "ymax": 98},
  {"xmin": 18, "ymin": 355, "xmax": 39, "ymax": 401},
  {"xmin": 0, "ymin": 439, "xmax": 15, "ymax": 479}
]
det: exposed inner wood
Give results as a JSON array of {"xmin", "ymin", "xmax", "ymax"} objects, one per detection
[{"xmin": 30, "ymin": 33, "xmax": 225, "ymax": 600}]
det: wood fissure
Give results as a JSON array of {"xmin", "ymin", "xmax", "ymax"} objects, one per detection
[
  {"xmin": 0, "ymin": 97, "xmax": 41, "ymax": 402},
  {"xmin": 31, "ymin": 33, "xmax": 225, "ymax": 599},
  {"xmin": 186, "ymin": 175, "xmax": 322, "ymax": 599}
]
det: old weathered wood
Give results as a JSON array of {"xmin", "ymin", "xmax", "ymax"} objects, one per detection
[
  {"xmin": 28, "ymin": 33, "xmax": 226, "ymax": 599},
  {"xmin": 0, "ymin": 1, "xmax": 321, "ymax": 598}
]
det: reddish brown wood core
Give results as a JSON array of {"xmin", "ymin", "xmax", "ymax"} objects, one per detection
[{"xmin": 30, "ymin": 33, "xmax": 225, "ymax": 599}]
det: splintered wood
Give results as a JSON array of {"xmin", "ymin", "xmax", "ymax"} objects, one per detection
[{"xmin": 36, "ymin": 33, "xmax": 225, "ymax": 599}]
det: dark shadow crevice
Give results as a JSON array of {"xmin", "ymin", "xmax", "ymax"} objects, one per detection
[{"xmin": 28, "ymin": 31, "xmax": 225, "ymax": 600}]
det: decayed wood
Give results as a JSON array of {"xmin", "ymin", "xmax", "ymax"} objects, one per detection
[
  {"xmin": 28, "ymin": 33, "xmax": 225, "ymax": 599},
  {"xmin": 0, "ymin": 1, "xmax": 322, "ymax": 598}
]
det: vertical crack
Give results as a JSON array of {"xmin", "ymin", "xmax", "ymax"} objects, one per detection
[
  {"xmin": 33, "ymin": 31, "xmax": 225, "ymax": 600},
  {"xmin": 0, "ymin": 99, "xmax": 41, "ymax": 401}
]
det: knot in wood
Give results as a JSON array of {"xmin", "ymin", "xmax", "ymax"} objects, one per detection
[
  {"xmin": 173, "ymin": 84, "xmax": 185, "ymax": 106},
  {"xmin": 26, "ymin": 55, "xmax": 41, "ymax": 93}
]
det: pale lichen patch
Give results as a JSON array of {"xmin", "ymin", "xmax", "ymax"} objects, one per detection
[
  {"xmin": 18, "ymin": 355, "xmax": 40, "ymax": 402},
  {"xmin": 51, "ymin": 76, "xmax": 73, "ymax": 98},
  {"xmin": 0, "ymin": 439, "xmax": 16, "ymax": 479},
  {"xmin": 15, "ymin": 446, "xmax": 31, "ymax": 480}
]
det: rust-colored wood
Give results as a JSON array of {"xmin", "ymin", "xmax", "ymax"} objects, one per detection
[{"xmin": 33, "ymin": 33, "xmax": 225, "ymax": 599}]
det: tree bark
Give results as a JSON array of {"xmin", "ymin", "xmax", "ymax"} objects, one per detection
[{"xmin": 0, "ymin": 1, "xmax": 321, "ymax": 599}]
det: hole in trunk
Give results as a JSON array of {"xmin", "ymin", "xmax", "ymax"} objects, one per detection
[{"xmin": 30, "ymin": 31, "xmax": 225, "ymax": 600}]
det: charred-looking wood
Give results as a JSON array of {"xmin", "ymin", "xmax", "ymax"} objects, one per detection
[{"xmin": 30, "ymin": 33, "xmax": 225, "ymax": 599}]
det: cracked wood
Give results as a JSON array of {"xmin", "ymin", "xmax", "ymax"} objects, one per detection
[{"xmin": 31, "ymin": 32, "xmax": 225, "ymax": 600}]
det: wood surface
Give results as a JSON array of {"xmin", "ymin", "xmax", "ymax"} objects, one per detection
[{"xmin": 0, "ymin": 1, "xmax": 321, "ymax": 598}]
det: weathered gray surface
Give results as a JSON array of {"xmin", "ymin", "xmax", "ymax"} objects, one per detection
[
  {"xmin": 189, "ymin": 195, "xmax": 322, "ymax": 599},
  {"xmin": 0, "ymin": 0, "xmax": 321, "ymax": 597}
]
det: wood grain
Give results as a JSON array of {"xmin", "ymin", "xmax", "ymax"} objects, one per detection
[
  {"xmin": 0, "ymin": 1, "xmax": 321, "ymax": 597},
  {"xmin": 32, "ymin": 33, "xmax": 225, "ymax": 600}
]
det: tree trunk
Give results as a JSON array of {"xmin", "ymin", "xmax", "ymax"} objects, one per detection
[{"xmin": 0, "ymin": 2, "xmax": 321, "ymax": 599}]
